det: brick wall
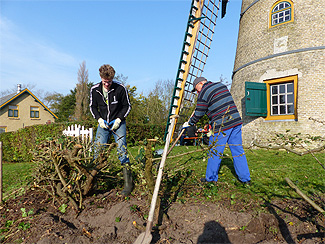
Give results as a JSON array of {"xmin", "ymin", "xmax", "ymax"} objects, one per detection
[{"xmin": 231, "ymin": 0, "xmax": 325, "ymax": 146}]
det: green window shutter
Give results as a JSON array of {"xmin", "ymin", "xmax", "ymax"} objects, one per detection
[{"xmin": 245, "ymin": 81, "xmax": 267, "ymax": 116}]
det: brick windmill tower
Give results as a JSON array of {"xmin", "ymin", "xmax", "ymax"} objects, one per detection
[{"xmin": 230, "ymin": 0, "xmax": 325, "ymax": 145}]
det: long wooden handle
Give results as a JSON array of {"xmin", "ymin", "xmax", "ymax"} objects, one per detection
[
  {"xmin": 167, "ymin": 110, "xmax": 195, "ymax": 155},
  {"xmin": 144, "ymin": 116, "xmax": 176, "ymax": 235},
  {"xmin": 167, "ymin": 128, "xmax": 185, "ymax": 155}
]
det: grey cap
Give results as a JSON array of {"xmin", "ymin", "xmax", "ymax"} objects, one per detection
[{"xmin": 191, "ymin": 77, "xmax": 207, "ymax": 92}]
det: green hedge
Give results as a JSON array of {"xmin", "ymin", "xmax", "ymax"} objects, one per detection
[
  {"xmin": 127, "ymin": 123, "xmax": 165, "ymax": 146},
  {"xmin": 0, "ymin": 121, "xmax": 165, "ymax": 163}
]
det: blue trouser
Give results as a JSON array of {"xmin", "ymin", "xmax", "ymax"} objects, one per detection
[
  {"xmin": 93, "ymin": 120, "xmax": 130, "ymax": 165},
  {"xmin": 206, "ymin": 124, "xmax": 250, "ymax": 182}
]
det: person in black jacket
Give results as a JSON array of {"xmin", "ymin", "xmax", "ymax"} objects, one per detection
[{"xmin": 90, "ymin": 64, "xmax": 132, "ymax": 196}]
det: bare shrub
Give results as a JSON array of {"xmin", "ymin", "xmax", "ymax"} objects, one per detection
[{"xmin": 32, "ymin": 136, "xmax": 116, "ymax": 211}]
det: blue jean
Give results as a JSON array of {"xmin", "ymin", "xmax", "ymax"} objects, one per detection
[
  {"xmin": 206, "ymin": 125, "xmax": 250, "ymax": 182},
  {"xmin": 94, "ymin": 120, "xmax": 130, "ymax": 165}
]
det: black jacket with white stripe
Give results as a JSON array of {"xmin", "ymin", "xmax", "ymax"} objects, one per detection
[{"xmin": 90, "ymin": 81, "xmax": 131, "ymax": 123}]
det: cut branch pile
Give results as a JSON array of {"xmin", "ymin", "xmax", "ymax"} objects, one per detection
[{"xmin": 32, "ymin": 137, "xmax": 117, "ymax": 211}]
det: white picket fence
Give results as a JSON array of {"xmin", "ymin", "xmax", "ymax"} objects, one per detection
[{"xmin": 63, "ymin": 124, "xmax": 93, "ymax": 142}]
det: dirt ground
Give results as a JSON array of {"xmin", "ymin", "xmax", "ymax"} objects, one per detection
[{"xmin": 1, "ymin": 187, "xmax": 324, "ymax": 244}]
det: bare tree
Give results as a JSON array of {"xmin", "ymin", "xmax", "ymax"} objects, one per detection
[
  {"xmin": 219, "ymin": 75, "xmax": 231, "ymax": 89},
  {"xmin": 1, "ymin": 83, "xmax": 36, "ymax": 97},
  {"xmin": 74, "ymin": 61, "xmax": 89, "ymax": 120},
  {"xmin": 115, "ymin": 73, "xmax": 128, "ymax": 85},
  {"xmin": 145, "ymin": 79, "xmax": 173, "ymax": 124},
  {"xmin": 43, "ymin": 92, "xmax": 64, "ymax": 113}
]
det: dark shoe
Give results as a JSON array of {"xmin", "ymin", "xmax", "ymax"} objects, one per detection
[
  {"xmin": 200, "ymin": 178, "xmax": 217, "ymax": 183},
  {"xmin": 121, "ymin": 165, "xmax": 133, "ymax": 196},
  {"xmin": 242, "ymin": 180, "xmax": 251, "ymax": 186}
]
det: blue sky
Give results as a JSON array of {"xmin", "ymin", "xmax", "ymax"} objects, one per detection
[{"xmin": 0, "ymin": 0, "xmax": 242, "ymax": 96}]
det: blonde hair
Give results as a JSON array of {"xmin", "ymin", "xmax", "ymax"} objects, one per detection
[{"xmin": 99, "ymin": 64, "xmax": 115, "ymax": 80}]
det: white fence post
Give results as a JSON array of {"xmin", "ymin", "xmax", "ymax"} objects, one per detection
[{"xmin": 63, "ymin": 124, "xmax": 93, "ymax": 143}]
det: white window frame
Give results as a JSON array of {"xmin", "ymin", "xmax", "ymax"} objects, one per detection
[
  {"xmin": 270, "ymin": 1, "xmax": 294, "ymax": 28},
  {"xmin": 270, "ymin": 82, "xmax": 294, "ymax": 116}
]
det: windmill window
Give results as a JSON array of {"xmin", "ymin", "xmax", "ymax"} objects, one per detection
[
  {"xmin": 245, "ymin": 75, "xmax": 298, "ymax": 120},
  {"xmin": 265, "ymin": 75, "xmax": 298, "ymax": 120},
  {"xmin": 270, "ymin": 82, "xmax": 294, "ymax": 116},
  {"xmin": 270, "ymin": 1, "xmax": 293, "ymax": 28}
]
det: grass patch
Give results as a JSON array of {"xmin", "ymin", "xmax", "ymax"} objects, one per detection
[
  {"xmin": 1, "ymin": 162, "xmax": 35, "ymax": 199},
  {"xmin": 159, "ymin": 146, "xmax": 325, "ymax": 210}
]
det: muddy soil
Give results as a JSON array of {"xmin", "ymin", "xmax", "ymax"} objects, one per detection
[{"xmin": 1, "ymin": 188, "xmax": 324, "ymax": 244}]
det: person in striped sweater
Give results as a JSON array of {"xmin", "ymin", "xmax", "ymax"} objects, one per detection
[{"xmin": 184, "ymin": 77, "xmax": 251, "ymax": 185}]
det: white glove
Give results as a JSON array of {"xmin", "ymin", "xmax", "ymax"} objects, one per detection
[
  {"xmin": 98, "ymin": 118, "xmax": 108, "ymax": 129},
  {"xmin": 112, "ymin": 118, "xmax": 121, "ymax": 130},
  {"xmin": 207, "ymin": 130, "xmax": 214, "ymax": 137},
  {"xmin": 182, "ymin": 122, "xmax": 190, "ymax": 129}
]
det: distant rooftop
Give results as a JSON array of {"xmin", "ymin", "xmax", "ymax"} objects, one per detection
[
  {"xmin": 0, "ymin": 84, "xmax": 23, "ymax": 107},
  {"xmin": 0, "ymin": 92, "xmax": 17, "ymax": 107}
]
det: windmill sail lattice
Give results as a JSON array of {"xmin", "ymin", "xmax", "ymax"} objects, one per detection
[{"xmin": 165, "ymin": 0, "xmax": 221, "ymax": 141}]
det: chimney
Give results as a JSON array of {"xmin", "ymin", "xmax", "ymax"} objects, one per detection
[{"xmin": 17, "ymin": 84, "xmax": 21, "ymax": 94}]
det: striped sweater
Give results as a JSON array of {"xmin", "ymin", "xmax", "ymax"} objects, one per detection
[{"xmin": 189, "ymin": 81, "xmax": 242, "ymax": 132}]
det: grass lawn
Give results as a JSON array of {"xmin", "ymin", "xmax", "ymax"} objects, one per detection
[
  {"xmin": 146, "ymin": 145, "xmax": 325, "ymax": 209},
  {"xmin": 1, "ymin": 162, "xmax": 35, "ymax": 200}
]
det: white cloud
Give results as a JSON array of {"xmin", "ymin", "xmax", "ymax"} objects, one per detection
[{"xmin": 0, "ymin": 16, "xmax": 79, "ymax": 95}]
